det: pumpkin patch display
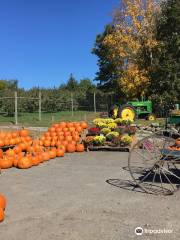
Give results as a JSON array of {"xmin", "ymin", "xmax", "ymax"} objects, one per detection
[{"xmin": 0, "ymin": 121, "xmax": 86, "ymax": 172}]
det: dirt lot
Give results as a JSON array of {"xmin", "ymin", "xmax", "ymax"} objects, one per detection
[{"xmin": 0, "ymin": 152, "xmax": 179, "ymax": 240}]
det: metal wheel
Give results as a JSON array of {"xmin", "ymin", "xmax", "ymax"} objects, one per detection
[
  {"xmin": 118, "ymin": 104, "xmax": 136, "ymax": 121},
  {"xmin": 128, "ymin": 130, "xmax": 180, "ymax": 195}
]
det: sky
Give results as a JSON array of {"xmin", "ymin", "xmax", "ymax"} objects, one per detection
[{"xmin": 0, "ymin": 0, "xmax": 119, "ymax": 89}]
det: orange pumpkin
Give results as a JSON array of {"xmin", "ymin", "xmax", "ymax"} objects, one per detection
[
  {"xmin": 76, "ymin": 126, "xmax": 83, "ymax": 133},
  {"xmin": 14, "ymin": 146, "xmax": 22, "ymax": 154},
  {"xmin": 66, "ymin": 135, "xmax": 73, "ymax": 142},
  {"xmin": 43, "ymin": 152, "xmax": 50, "ymax": 161},
  {"xmin": 59, "ymin": 122, "xmax": 66, "ymax": 128},
  {"xmin": 4, "ymin": 138, "xmax": 10, "ymax": 146},
  {"xmin": 18, "ymin": 157, "xmax": 32, "ymax": 169},
  {"xmin": 6, "ymin": 149, "xmax": 15, "ymax": 157},
  {"xmin": 44, "ymin": 140, "xmax": 51, "ymax": 147},
  {"xmin": 0, "ymin": 194, "xmax": 6, "ymax": 210},
  {"xmin": 76, "ymin": 144, "xmax": 85, "ymax": 152},
  {"xmin": 72, "ymin": 135, "xmax": 80, "ymax": 142},
  {"xmin": 80, "ymin": 122, "xmax": 88, "ymax": 129},
  {"xmin": 0, "ymin": 157, "xmax": 13, "ymax": 169},
  {"xmin": 66, "ymin": 144, "xmax": 76, "ymax": 153},
  {"xmin": 49, "ymin": 150, "xmax": 56, "ymax": 159},
  {"xmin": 31, "ymin": 156, "xmax": 39, "ymax": 166},
  {"xmin": 0, "ymin": 208, "xmax": 5, "ymax": 222},
  {"xmin": 58, "ymin": 145, "xmax": 66, "ymax": 152},
  {"xmin": 0, "ymin": 140, "xmax": 4, "ymax": 147},
  {"xmin": 56, "ymin": 149, "xmax": 65, "ymax": 157},
  {"xmin": 19, "ymin": 129, "xmax": 29, "ymax": 137}
]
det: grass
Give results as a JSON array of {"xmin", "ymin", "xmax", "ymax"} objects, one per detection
[
  {"xmin": 0, "ymin": 111, "xmax": 99, "ymax": 127},
  {"xmin": 0, "ymin": 111, "xmax": 166, "ymax": 128}
]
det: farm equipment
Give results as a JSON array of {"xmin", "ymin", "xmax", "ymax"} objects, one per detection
[
  {"xmin": 128, "ymin": 129, "xmax": 180, "ymax": 195},
  {"xmin": 109, "ymin": 100, "xmax": 156, "ymax": 121}
]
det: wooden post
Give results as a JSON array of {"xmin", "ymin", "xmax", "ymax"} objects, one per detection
[
  {"xmin": 15, "ymin": 91, "xmax": 18, "ymax": 125},
  {"xmin": 94, "ymin": 92, "xmax": 96, "ymax": 113},
  {"xmin": 39, "ymin": 91, "xmax": 42, "ymax": 121},
  {"xmin": 71, "ymin": 93, "xmax": 74, "ymax": 117}
]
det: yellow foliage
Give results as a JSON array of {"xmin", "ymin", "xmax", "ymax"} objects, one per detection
[{"xmin": 103, "ymin": 0, "xmax": 159, "ymax": 98}]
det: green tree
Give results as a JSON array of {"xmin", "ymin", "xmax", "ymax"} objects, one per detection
[
  {"xmin": 92, "ymin": 25, "xmax": 120, "ymax": 92},
  {"xmin": 66, "ymin": 74, "xmax": 79, "ymax": 91},
  {"xmin": 149, "ymin": 0, "xmax": 180, "ymax": 109}
]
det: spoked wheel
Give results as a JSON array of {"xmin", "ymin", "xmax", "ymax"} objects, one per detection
[{"xmin": 128, "ymin": 130, "xmax": 180, "ymax": 195}]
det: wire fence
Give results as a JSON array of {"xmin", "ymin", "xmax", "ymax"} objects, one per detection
[{"xmin": 0, "ymin": 90, "xmax": 109, "ymax": 125}]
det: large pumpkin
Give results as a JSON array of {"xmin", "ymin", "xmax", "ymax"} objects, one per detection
[
  {"xmin": 66, "ymin": 144, "xmax": 76, "ymax": 153},
  {"xmin": 0, "ymin": 194, "xmax": 6, "ymax": 210},
  {"xmin": 18, "ymin": 157, "xmax": 32, "ymax": 169}
]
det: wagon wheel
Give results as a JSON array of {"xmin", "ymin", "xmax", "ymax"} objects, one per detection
[{"xmin": 128, "ymin": 130, "xmax": 180, "ymax": 195}]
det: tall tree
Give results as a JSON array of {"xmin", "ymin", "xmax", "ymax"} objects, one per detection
[
  {"xmin": 149, "ymin": 0, "xmax": 180, "ymax": 107},
  {"xmin": 93, "ymin": 0, "xmax": 159, "ymax": 100}
]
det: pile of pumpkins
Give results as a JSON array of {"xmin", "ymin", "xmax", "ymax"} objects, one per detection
[
  {"xmin": 0, "ymin": 129, "xmax": 32, "ymax": 147},
  {"xmin": 0, "ymin": 194, "xmax": 6, "ymax": 222},
  {"xmin": 0, "ymin": 121, "xmax": 88, "ymax": 170}
]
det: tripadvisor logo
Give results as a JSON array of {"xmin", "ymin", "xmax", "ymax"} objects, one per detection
[{"xmin": 135, "ymin": 227, "xmax": 143, "ymax": 236}]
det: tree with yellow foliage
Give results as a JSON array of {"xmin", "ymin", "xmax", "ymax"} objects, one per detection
[{"xmin": 93, "ymin": 0, "xmax": 159, "ymax": 99}]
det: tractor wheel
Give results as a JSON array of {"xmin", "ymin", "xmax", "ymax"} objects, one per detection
[
  {"xmin": 118, "ymin": 104, "xmax": 136, "ymax": 121},
  {"xmin": 147, "ymin": 113, "xmax": 156, "ymax": 121},
  {"xmin": 109, "ymin": 105, "xmax": 119, "ymax": 119}
]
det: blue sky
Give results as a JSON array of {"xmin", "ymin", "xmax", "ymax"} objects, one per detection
[{"xmin": 0, "ymin": 0, "xmax": 118, "ymax": 89}]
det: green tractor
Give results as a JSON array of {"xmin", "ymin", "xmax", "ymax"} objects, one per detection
[{"xmin": 109, "ymin": 100, "xmax": 156, "ymax": 121}]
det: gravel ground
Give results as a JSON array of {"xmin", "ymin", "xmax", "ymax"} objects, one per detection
[{"xmin": 0, "ymin": 151, "xmax": 179, "ymax": 240}]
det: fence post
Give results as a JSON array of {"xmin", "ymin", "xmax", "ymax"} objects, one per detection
[
  {"xmin": 71, "ymin": 92, "xmax": 74, "ymax": 117},
  {"xmin": 15, "ymin": 91, "xmax": 18, "ymax": 125},
  {"xmin": 94, "ymin": 92, "xmax": 96, "ymax": 113},
  {"xmin": 39, "ymin": 91, "xmax": 42, "ymax": 121}
]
